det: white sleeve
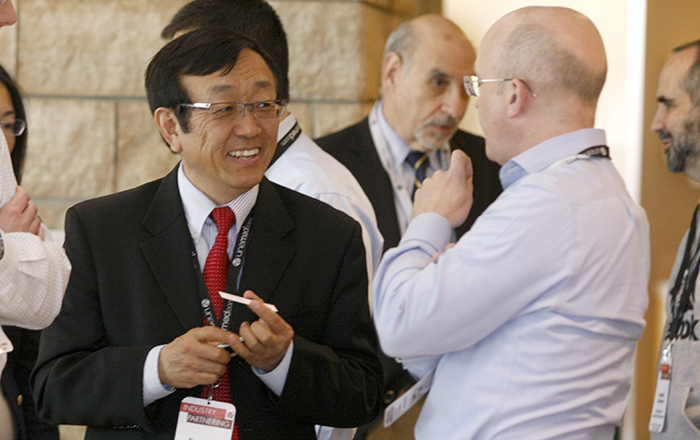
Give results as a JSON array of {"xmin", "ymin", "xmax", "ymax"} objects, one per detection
[{"xmin": 0, "ymin": 229, "xmax": 71, "ymax": 328}]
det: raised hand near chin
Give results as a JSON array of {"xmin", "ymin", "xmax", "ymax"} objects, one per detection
[
  {"xmin": 0, "ymin": 186, "xmax": 42, "ymax": 237},
  {"xmin": 413, "ymin": 149, "xmax": 474, "ymax": 229}
]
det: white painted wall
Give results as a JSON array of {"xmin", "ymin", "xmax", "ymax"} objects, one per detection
[{"xmin": 445, "ymin": 0, "xmax": 647, "ymax": 203}]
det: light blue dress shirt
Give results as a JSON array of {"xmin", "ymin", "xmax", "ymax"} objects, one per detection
[{"xmin": 373, "ymin": 129, "xmax": 650, "ymax": 439}]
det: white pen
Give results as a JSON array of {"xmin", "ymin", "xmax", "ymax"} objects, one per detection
[{"xmin": 218, "ymin": 291, "xmax": 279, "ymax": 312}]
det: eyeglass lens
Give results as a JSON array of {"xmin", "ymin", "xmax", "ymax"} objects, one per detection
[
  {"xmin": 0, "ymin": 119, "xmax": 25, "ymax": 136},
  {"xmin": 203, "ymin": 101, "xmax": 285, "ymax": 122}
]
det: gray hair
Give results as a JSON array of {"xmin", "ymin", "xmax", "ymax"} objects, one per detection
[
  {"xmin": 498, "ymin": 23, "xmax": 606, "ymax": 104},
  {"xmin": 674, "ymin": 40, "xmax": 700, "ymax": 108},
  {"xmin": 384, "ymin": 21, "xmax": 417, "ymax": 68}
]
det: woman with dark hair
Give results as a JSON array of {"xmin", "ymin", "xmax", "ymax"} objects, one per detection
[
  {"xmin": 0, "ymin": 65, "xmax": 26, "ymax": 184},
  {"xmin": 0, "ymin": 64, "xmax": 59, "ymax": 440}
]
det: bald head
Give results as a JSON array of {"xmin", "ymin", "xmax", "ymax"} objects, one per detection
[
  {"xmin": 381, "ymin": 14, "xmax": 476, "ymax": 152},
  {"xmin": 385, "ymin": 14, "xmax": 475, "ymax": 70},
  {"xmin": 480, "ymin": 7, "xmax": 607, "ymax": 106}
]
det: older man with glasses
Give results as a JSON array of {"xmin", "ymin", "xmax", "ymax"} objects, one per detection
[{"xmin": 372, "ymin": 6, "xmax": 650, "ymax": 439}]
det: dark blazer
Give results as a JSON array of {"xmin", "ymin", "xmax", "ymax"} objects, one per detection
[
  {"xmin": 1, "ymin": 327, "xmax": 59, "ymax": 440},
  {"xmin": 32, "ymin": 167, "xmax": 382, "ymax": 440},
  {"xmin": 316, "ymin": 118, "xmax": 503, "ymax": 251}
]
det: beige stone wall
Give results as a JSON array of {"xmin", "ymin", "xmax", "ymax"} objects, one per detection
[{"xmin": 1, "ymin": 0, "xmax": 433, "ymax": 232}]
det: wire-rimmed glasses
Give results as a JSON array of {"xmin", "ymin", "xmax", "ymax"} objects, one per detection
[
  {"xmin": 0, "ymin": 118, "xmax": 25, "ymax": 137},
  {"xmin": 177, "ymin": 100, "xmax": 287, "ymax": 122},
  {"xmin": 463, "ymin": 76, "xmax": 536, "ymax": 98}
]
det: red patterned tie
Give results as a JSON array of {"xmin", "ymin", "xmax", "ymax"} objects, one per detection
[{"xmin": 201, "ymin": 206, "xmax": 239, "ymax": 440}]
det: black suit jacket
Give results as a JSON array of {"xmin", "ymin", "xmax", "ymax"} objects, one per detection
[
  {"xmin": 32, "ymin": 167, "xmax": 382, "ymax": 440},
  {"xmin": 316, "ymin": 118, "xmax": 502, "ymax": 250},
  {"xmin": 1, "ymin": 327, "xmax": 59, "ymax": 440}
]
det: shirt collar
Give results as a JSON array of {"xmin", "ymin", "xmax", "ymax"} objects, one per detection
[
  {"xmin": 177, "ymin": 162, "xmax": 259, "ymax": 238},
  {"xmin": 277, "ymin": 112, "xmax": 297, "ymax": 142},
  {"xmin": 499, "ymin": 128, "xmax": 607, "ymax": 189},
  {"xmin": 377, "ymin": 100, "xmax": 414, "ymax": 168}
]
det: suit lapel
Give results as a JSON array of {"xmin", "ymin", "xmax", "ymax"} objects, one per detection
[
  {"xmin": 228, "ymin": 178, "xmax": 295, "ymax": 325},
  {"xmin": 356, "ymin": 119, "xmax": 402, "ymax": 250},
  {"xmin": 140, "ymin": 166, "xmax": 204, "ymax": 332}
]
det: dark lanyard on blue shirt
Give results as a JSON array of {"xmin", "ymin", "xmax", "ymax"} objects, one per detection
[
  {"xmin": 198, "ymin": 213, "xmax": 254, "ymax": 331},
  {"xmin": 667, "ymin": 204, "xmax": 700, "ymax": 340},
  {"xmin": 579, "ymin": 145, "xmax": 610, "ymax": 158},
  {"xmin": 269, "ymin": 121, "xmax": 301, "ymax": 167}
]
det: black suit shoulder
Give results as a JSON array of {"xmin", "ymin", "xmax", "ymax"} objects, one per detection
[
  {"xmin": 316, "ymin": 119, "xmax": 401, "ymax": 250},
  {"xmin": 269, "ymin": 179, "xmax": 359, "ymax": 229}
]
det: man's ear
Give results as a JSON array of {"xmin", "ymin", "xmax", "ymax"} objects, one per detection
[
  {"xmin": 506, "ymin": 79, "xmax": 532, "ymax": 118},
  {"xmin": 154, "ymin": 107, "xmax": 182, "ymax": 153},
  {"xmin": 381, "ymin": 52, "xmax": 404, "ymax": 93}
]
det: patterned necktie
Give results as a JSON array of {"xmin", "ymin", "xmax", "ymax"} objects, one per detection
[
  {"xmin": 201, "ymin": 206, "xmax": 239, "ymax": 440},
  {"xmin": 406, "ymin": 151, "xmax": 429, "ymax": 200}
]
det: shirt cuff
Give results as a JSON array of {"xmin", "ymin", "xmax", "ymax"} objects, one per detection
[
  {"xmin": 0, "ymin": 230, "xmax": 16, "ymax": 270},
  {"xmin": 252, "ymin": 340, "xmax": 294, "ymax": 396},
  {"xmin": 143, "ymin": 345, "xmax": 175, "ymax": 407},
  {"xmin": 402, "ymin": 212, "xmax": 452, "ymax": 252}
]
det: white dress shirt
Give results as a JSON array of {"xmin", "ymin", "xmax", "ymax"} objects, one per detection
[
  {"xmin": 266, "ymin": 113, "xmax": 383, "ymax": 284},
  {"xmin": 266, "ymin": 113, "xmax": 372, "ymax": 440},
  {"xmin": 0, "ymin": 133, "xmax": 70, "ymax": 377},
  {"xmin": 373, "ymin": 129, "xmax": 650, "ymax": 439}
]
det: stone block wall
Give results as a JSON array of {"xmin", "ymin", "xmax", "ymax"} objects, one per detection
[{"xmin": 0, "ymin": 0, "xmax": 436, "ymax": 233}]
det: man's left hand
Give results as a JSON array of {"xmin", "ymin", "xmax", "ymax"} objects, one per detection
[
  {"xmin": 413, "ymin": 149, "xmax": 474, "ymax": 228},
  {"xmin": 230, "ymin": 290, "xmax": 294, "ymax": 372}
]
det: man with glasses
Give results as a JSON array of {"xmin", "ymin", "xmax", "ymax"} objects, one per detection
[
  {"xmin": 32, "ymin": 29, "xmax": 382, "ymax": 440},
  {"xmin": 0, "ymin": 1, "xmax": 70, "ymax": 438},
  {"xmin": 162, "ymin": 0, "xmax": 383, "ymax": 299},
  {"xmin": 373, "ymin": 7, "xmax": 649, "ymax": 439}
]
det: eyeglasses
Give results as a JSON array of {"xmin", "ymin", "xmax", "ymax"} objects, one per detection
[
  {"xmin": 177, "ymin": 100, "xmax": 287, "ymax": 122},
  {"xmin": 0, "ymin": 119, "xmax": 25, "ymax": 137},
  {"xmin": 463, "ymin": 76, "xmax": 536, "ymax": 98}
]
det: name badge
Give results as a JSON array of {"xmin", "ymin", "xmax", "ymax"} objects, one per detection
[
  {"xmin": 649, "ymin": 342, "xmax": 673, "ymax": 433},
  {"xmin": 175, "ymin": 397, "xmax": 236, "ymax": 440},
  {"xmin": 384, "ymin": 369, "xmax": 434, "ymax": 428}
]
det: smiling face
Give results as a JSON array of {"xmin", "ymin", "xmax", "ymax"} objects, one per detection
[
  {"xmin": 651, "ymin": 47, "xmax": 700, "ymax": 177},
  {"xmin": 157, "ymin": 49, "xmax": 279, "ymax": 204},
  {"xmin": 382, "ymin": 18, "xmax": 475, "ymax": 152}
]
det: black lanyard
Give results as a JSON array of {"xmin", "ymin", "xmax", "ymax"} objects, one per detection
[
  {"xmin": 198, "ymin": 214, "xmax": 254, "ymax": 331},
  {"xmin": 667, "ymin": 204, "xmax": 700, "ymax": 340},
  {"xmin": 269, "ymin": 121, "xmax": 302, "ymax": 167},
  {"xmin": 578, "ymin": 145, "xmax": 610, "ymax": 159}
]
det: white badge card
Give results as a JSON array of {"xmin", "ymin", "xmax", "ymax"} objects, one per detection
[
  {"xmin": 384, "ymin": 369, "xmax": 435, "ymax": 428},
  {"xmin": 175, "ymin": 397, "xmax": 236, "ymax": 440},
  {"xmin": 649, "ymin": 343, "xmax": 673, "ymax": 433}
]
